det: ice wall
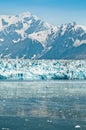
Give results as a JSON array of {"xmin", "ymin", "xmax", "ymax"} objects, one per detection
[{"xmin": 0, "ymin": 60, "xmax": 86, "ymax": 80}]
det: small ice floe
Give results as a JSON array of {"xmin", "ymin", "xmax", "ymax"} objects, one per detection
[
  {"xmin": 75, "ymin": 125, "xmax": 81, "ymax": 129},
  {"xmin": 2, "ymin": 128, "xmax": 9, "ymax": 130},
  {"xmin": 3, "ymin": 100, "xmax": 6, "ymax": 103},
  {"xmin": 25, "ymin": 118, "xmax": 29, "ymax": 122},
  {"xmin": 47, "ymin": 120, "xmax": 52, "ymax": 123}
]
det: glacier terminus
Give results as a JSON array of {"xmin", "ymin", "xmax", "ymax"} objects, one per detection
[{"xmin": 0, "ymin": 59, "xmax": 86, "ymax": 80}]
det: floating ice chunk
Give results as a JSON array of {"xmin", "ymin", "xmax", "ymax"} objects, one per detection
[
  {"xmin": 47, "ymin": 120, "xmax": 52, "ymax": 123},
  {"xmin": 75, "ymin": 125, "xmax": 81, "ymax": 129},
  {"xmin": 2, "ymin": 128, "xmax": 10, "ymax": 130},
  {"xmin": 0, "ymin": 38, "xmax": 4, "ymax": 42}
]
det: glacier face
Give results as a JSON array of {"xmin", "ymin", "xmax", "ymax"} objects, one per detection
[{"xmin": 0, "ymin": 59, "xmax": 86, "ymax": 80}]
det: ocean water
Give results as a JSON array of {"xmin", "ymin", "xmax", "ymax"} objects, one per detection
[{"xmin": 0, "ymin": 81, "xmax": 86, "ymax": 130}]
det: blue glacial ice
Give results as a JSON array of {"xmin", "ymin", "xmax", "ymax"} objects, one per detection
[{"xmin": 0, "ymin": 59, "xmax": 86, "ymax": 80}]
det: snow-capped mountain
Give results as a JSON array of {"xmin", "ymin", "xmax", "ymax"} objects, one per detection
[
  {"xmin": 40, "ymin": 22, "xmax": 86, "ymax": 59},
  {"xmin": 0, "ymin": 12, "xmax": 86, "ymax": 59},
  {"xmin": 0, "ymin": 12, "xmax": 58, "ymax": 59}
]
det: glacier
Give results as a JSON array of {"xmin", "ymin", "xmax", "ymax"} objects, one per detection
[{"xmin": 0, "ymin": 59, "xmax": 86, "ymax": 80}]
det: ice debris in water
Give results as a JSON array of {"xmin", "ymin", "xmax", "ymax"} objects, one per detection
[
  {"xmin": 47, "ymin": 120, "xmax": 52, "ymax": 123},
  {"xmin": 75, "ymin": 125, "xmax": 81, "ymax": 129},
  {"xmin": 2, "ymin": 128, "xmax": 10, "ymax": 130},
  {"xmin": 0, "ymin": 59, "xmax": 86, "ymax": 80}
]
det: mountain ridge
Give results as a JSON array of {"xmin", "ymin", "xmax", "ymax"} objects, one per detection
[{"xmin": 0, "ymin": 12, "xmax": 86, "ymax": 59}]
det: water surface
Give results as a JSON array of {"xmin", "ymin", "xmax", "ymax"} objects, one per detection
[{"xmin": 0, "ymin": 81, "xmax": 86, "ymax": 130}]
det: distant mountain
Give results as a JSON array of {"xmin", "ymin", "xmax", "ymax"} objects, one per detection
[
  {"xmin": 40, "ymin": 22, "xmax": 86, "ymax": 59},
  {"xmin": 0, "ymin": 12, "xmax": 86, "ymax": 59}
]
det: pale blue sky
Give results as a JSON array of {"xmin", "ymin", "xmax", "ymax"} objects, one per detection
[{"xmin": 0, "ymin": 0, "xmax": 86, "ymax": 26}]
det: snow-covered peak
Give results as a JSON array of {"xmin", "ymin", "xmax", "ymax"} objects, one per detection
[
  {"xmin": 0, "ymin": 12, "xmax": 86, "ymax": 59},
  {"xmin": 32, "ymin": 15, "xmax": 39, "ymax": 21},
  {"xmin": 60, "ymin": 22, "xmax": 86, "ymax": 33},
  {"xmin": 0, "ymin": 11, "xmax": 34, "ymax": 30},
  {"xmin": 0, "ymin": 11, "xmax": 57, "ymax": 31},
  {"xmin": 0, "ymin": 11, "xmax": 59, "ymax": 47},
  {"xmin": 74, "ymin": 24, "xmax": 86, "ymax": 32},
  {"xmin": 18, "ymin": 11, "xmax": 32, "ymax": 19}
]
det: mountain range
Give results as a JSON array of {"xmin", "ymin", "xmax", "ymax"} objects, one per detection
[{"xmin": 0, "ymin": 12, "xmax": 86, "ymax": 59}]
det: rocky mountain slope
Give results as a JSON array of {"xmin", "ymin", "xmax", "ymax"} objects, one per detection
[{"xmin": 0, "ymin": 12, "xmax": 86, "ymax": 59}]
